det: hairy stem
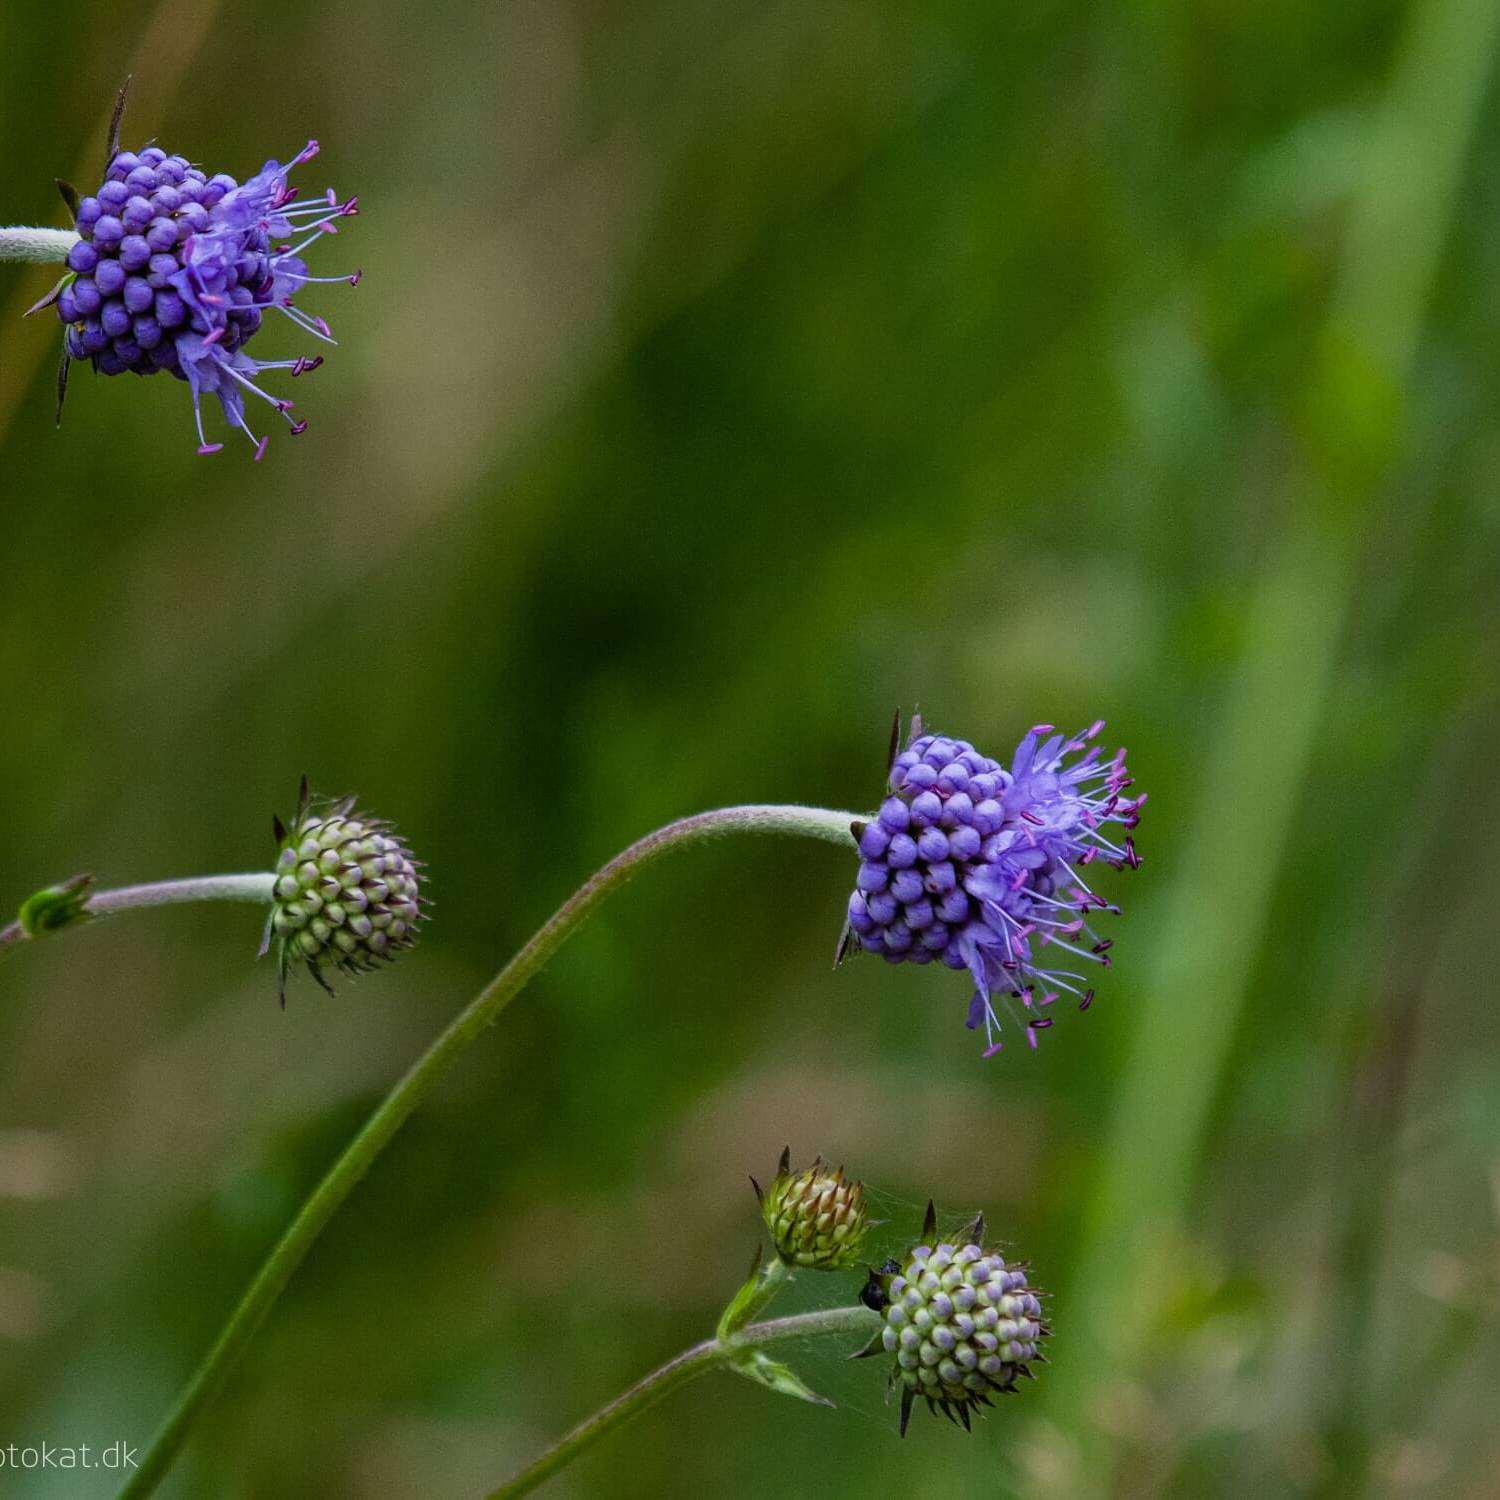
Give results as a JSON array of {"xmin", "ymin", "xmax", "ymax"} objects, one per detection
[
  {"xmin": 0, "ymin": 873, "xmax": 276, "ymax": 960},
  {"xmin": 120, "ymin": 803, "xmax": 861, "ymax": 1499},
  {"xmin": 0, "ymin": 226, "xmax": 79, "ymax": 262},
  {"xmin": 488, "ymin": 1305, "xmax": 879, "ymax": 1500}
]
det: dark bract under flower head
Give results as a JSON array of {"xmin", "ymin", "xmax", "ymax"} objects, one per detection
[
  {"xmin": 57, "ymin": 140, "xmax": 358, "ymax": 458},
  {"xmin": 842, "ymin": 715, "xmax": 1145, "ymax": 1054}
]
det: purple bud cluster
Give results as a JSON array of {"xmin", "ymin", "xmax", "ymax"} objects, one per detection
[
  {"xmin": 58, "ymin": 140, "xmax": 358, "ymax": 458},
  {"xmin": 844, "ymin": 719, "xmax": 1145, "ymax": 1053}
]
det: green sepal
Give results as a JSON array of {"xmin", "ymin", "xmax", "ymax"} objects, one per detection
[
  {"xmin": 716, "ymin": 1244, "xmax": 769, "ymax": 1341},
  {"xmin": 18, "ymin": 874, "xmax": 95, "ymax": 937},
  {"xmin": 24, "ymin": 270, "xmax": 76, "ymax": 319},
  {"xmin": 725, "ymin": 1349, "xmax": 833, "ymax": 1408}
]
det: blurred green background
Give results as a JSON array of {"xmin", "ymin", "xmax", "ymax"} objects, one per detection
[{"xmin": 4, "ymin": 0, "xmax": 1500, "ymax": 1495}]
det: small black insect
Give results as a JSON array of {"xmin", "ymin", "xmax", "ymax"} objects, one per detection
[{"xmin": 859, "ymin": 1259, "xmax": 901, "ymax": 1312}]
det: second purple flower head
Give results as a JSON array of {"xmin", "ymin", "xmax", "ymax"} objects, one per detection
[{"xmin": 842, "ymin": 714, "xmax": 1145, "ymax": 1055}]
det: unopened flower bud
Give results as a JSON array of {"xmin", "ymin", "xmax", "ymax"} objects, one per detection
[
  {"xmin": 755, "ymin": 1148, "xmax": 868, "ymax": 1270},
  {"xmin": 17, "ymin": 873, "xmax": 95, "ymax": 937},
  {"xmin": 860, "ymin": 1201, "xmax": 1048, "ymax": 1434},
  {"xmin": 266, "ymin": 780, "xmax": 423, "ymax": 996}
]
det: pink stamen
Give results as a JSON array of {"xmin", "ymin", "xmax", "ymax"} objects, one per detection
[{"xmin": 196, "ymin": 442, "xmax": 223, "ymax": 456}]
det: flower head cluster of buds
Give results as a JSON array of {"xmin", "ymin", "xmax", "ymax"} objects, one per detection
[
  {"xmin": 858, "ymin": 1201, "xmax": 1047, "ymax": 1434},
  {"xmin": 753, "ymin": 1149, "xmax": 868, "ymax": 1270},
  {"xmin": 263, "ymin": 781, "xmax": 423, "ymax": 999},
  {"xmin": 842, "ymin": 713, "xmax": 1145, "ymax": 1053},
  {"xmin": 55, "ymin": 127, "xmax": 357, "ymax": 458}
]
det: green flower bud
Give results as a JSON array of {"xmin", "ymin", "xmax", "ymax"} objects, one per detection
[
  {"xmin": 266, "ymin": 780, "xmax": 423, "ymax": 996},
  {"xmin": 17, "ymin": 873, "xmax": 94, "ymax": 937},
  {"xmin": 860, "ymin": 1201, "xmax": 1048, "ymax": 1434},
  {"xmin": 754, "ymin": 1148, "xmax": 868, "ymax": 1270}
]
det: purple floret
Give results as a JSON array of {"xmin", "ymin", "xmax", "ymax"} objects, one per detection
[
  {"xmin": 843, "ymin": 717, "xmax": 1145, "ymax": 1054},
  {"xmin": 58, "ymin": 140, "xmax": 359, "ymax": 458}
]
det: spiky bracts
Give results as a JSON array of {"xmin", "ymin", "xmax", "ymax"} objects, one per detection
[
  {"xmin": 50, "ymin": 85, "xmax": 358, "ymax": 457},
  {"xmin": 753, "ymin": 1148, "xmax": 868, "ymax": 1270},
  {"xmin": 857, "ymin": 1201, "xmax": 1047, "ymax": 1435},
  {"xmin": 264, "ymin": 780, "xmax": 422, "ymax": 998},
  {"xmin": 842, "ymin": 712, "xmax": 1144, "ymax": 1053}
]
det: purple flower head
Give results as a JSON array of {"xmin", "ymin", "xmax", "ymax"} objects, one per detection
[
  {"xmin": 57, "ymin": 139, "xmax": 358, "ymax": 458},
  {"xmin": 841, "ymin": 715, "xmax": 1145, "ymax": 1055}
]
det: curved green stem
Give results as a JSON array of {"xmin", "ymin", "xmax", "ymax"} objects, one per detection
[
  {"xmin": 0, "ymin": 226, "xmax": 79, "ymax": 262},
  {"xmin": 120, "ymin": 804, "xmax": 862, "ymax": 1500},
  {"xmin": 0, "ymin": 873, "xmax": 276, "ymax": 960},
  {"xmin": 488, "ymin": 1305, "xmax": 879, "ymax": 1500}
]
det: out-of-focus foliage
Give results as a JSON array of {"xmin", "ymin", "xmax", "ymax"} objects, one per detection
[{"xmin": 3, "ymin": 0, "xmax": 1499, "ymax": 1495}]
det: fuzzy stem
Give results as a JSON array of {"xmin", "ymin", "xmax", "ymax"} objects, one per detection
[
  {"xmin": 488, "ymin": 1305, "xmax": 879, "ymax": 1500},
  {"xmin": 0, "ymin": 227, "xmax": 79, "ymax": 263},
  {"xmin": 0, "ymin": 873, "xmax": 276, "ymax": 959},
  {"xmin": 120, "ymin": 804, "xmax": 862, "ymax": 1500}
]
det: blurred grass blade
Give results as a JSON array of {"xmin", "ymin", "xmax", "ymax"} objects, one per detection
[{"xmin": 1047, "ymin": 0, "xmax": 1500, "ymax": 1474}]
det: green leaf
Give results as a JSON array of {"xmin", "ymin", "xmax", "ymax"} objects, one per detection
[{"xmin": 725, "ymin": 1350, "xmax": 833, "ymax": 1408}]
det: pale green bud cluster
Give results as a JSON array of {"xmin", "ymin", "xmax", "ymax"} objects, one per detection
[
  {"xmin": 268, "ymin": 787, "xmax": 422, "ymax": 992},
  {"xmin": 863, "ymin": 1203, "xmax": 1047, "ymax": 1433}
]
